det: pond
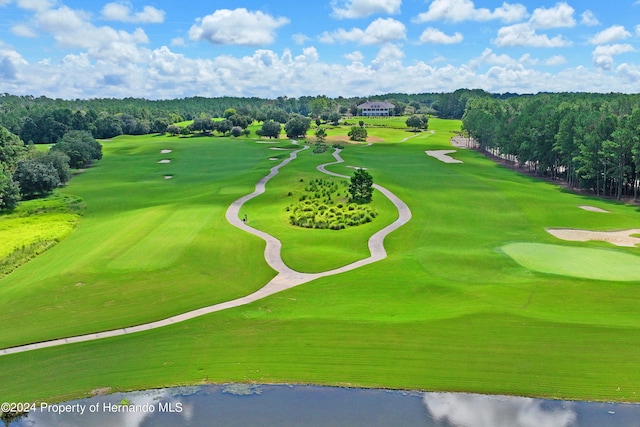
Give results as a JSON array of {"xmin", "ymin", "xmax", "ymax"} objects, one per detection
[{"xmin": 5, "ymin": 384, "xmax": 640, "ymax": 427}]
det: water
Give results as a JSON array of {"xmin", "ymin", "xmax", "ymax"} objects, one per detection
[{"xmin": 4, "ymin": 384, "xmax": 640, "ymax": 427}]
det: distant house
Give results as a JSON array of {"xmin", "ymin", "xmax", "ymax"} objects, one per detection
[{"xmin": 356, "ymin": 101, "xmax": 395, "ymax": 117}]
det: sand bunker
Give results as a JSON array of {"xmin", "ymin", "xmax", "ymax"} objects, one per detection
[
  {"xmin": 426, "ymin": 150, "xmax": 463, "ymax": 164},
  {"xmin": 164, "ymin": 175, "xmax": 173, "ymax": 180},
  {"xmin": 158, "ymin": 159, "xmax": 171, "ymax": 164},
  {"xmin": 269, "ymin": 157, "xmax": 279, "ymax": 160},
  {"xmin": 269, "ymin": 147, "xmax": 291, "ymax": 151},
  {"xmin": 547, "ymin": 228, "xmax": 640, "ymax": 247},
  {"xmin": 579, "ymin": 205, "xmax": 609, "ymax": 213},
  {"xmin": 160, "ymin": 149, "xmax": 172, "ymax": 154},
  {"xmin": 347, "ymin": 165, "xmax": 368, "ymax": 170}
]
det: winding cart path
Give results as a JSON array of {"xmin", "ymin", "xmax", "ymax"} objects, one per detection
[{"xmin": 1, "ymin": 145, "xmax": 411, "ymax": 356}]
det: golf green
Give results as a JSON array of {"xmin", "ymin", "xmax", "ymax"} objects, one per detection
[{"xmin": 502, "ymin": 242, "xmax": 640, "ymax": 281}]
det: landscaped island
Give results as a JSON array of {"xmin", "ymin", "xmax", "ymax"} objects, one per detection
[{"xmin": 1, "ymin": 106, "xmax": 640, "ymax": 407}]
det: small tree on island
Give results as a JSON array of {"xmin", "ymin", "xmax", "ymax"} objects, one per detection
[
  {"xmin": 348, "ymin": 126, "xmax": 367, "ymax": 142},
  {"xmin": 348, "ymin": 168, "xmax": 374, "ymax": 203}
]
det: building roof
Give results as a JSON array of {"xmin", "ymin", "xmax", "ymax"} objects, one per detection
[{"xmin": 357, "ymin": 101, "xmax": 395, "ymax": 109}]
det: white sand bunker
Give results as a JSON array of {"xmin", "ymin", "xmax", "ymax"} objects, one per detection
[
  {"xmin": 547, "ymin": 228, "xmax": 640, "ymax": 247},
  {"xmin": 579, "ymin": 205, "xmax": 609, "ymax": 213},
  {"xmin": 269, "ymin": 157, "xmax": 279, "ymax": 161},
  {"xmin": 270, "ymin": 147, "xmax": 290, "ymax": 151},
  {"xmin": 426, "ymin": 150, "xmax": 463, "ymax": 164},
  {"xmin": 160, "ymin": 149, "xmax": 172, "ymax": 154},
  {"xmin": 158, "ymin": 159, "xmax": 171, "ymax": 163},
  {"xmin": 164, "ymin": 175, "xmax": 173, "ymax": 180},
  {"xmin": 347, "ymin": 166, "xmax": 368, "ymax": 170}
]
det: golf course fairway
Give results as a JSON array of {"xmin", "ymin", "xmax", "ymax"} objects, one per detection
[{"xmin": 2, "ymin": 118, "xmax": 640, "ymax": 405}]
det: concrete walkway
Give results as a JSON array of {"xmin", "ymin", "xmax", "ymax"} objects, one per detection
[{"xmin": 1, "ymin": 146, "xmax": 411, "ymax": 356}]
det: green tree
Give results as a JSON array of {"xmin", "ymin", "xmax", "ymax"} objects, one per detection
[
  {"xmin": 285, "ymin": 114, "xmax": 311, "ymax": 139},
  {"xmin": 0, "ymin": 126, "xmax": 27, "ymax": 172},
  {"xmin": 257, "ymin": 120, "xmax": 281, "ymax": 139},
  {"xmin": 30, "ymin": 150, "xmax": 71, "ymax": 185},
  {"xmin": 13, "ymin": 159, "xmax": 61, "ymax": 198},
  {"xmin": 52, "ymin": 130, "xmax": 102, "ymax": 169},
  {"xmin": 348, "ymin": 168, "xmax": 374, "ymax": 203},
  {"xmin": 315, "ymin": 128, "xmax": 327, "ymax": 143},
  {"xmin": 0, "ymin": 167, "xmax": 20, "ymax": 211},
  {"xmin": 348, "ymin": 126, "xmax": 367, "ymax": 142},
  {"xmin": 406, "ymin": 115, "xmax": 428, "ymax": 132}
]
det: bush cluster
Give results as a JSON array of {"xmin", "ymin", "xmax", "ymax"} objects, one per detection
[{"xmin": 287, "ymin": 178, "xmax": 377, "ymax": 230}]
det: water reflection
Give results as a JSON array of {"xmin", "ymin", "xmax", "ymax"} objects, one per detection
[
  {"xmin": 424, "ymin": 392, "xmax": 576, "ymax": 427},
  {"xmin": 5, "ymin": 385, "xmax": 640, "ymax": 427}
]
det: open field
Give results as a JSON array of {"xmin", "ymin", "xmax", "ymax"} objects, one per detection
[{"xmin": 2, "ymin": 118, "xmax": 640, "ymax": 404}]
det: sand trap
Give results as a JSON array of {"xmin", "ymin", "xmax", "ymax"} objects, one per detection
[
  {"xmin": 579, "ymin": 205, "xmax": 609, "ymax": 213},
  {"xmin": 270, "ymin": 147, "xmax": 291, "ymax": 151},
  {"xmin": 160, "ymin": 149, "xmax": 172, "ymax": 154},
  {"xmin": 547, "ymin": 228, "xmax": 640, "ymax": 247},
  {"xmin": 158, "ymin": 159, "xmax": 171, "ymax": 163},
  {"xmin": 269, "ymin": 157, "xmax": 279, "ymax": 161},
  {"xmin": 347, "ymin": 165, "xmax": 368, "ymax": 170},
  {"xmin": 426, "ymin": 150, "xmax": 463, "ymax": 164},
  {"xmin": 164, "ymin": 175, "xmax": 173, "ymax": 180}
]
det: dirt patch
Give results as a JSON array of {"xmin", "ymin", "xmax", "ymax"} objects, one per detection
[
  {"xmin": 579, "ymin": 205, "xmax": 609, "ymax": 213},
  {"xmin": 450, "ymin": 136, "xmax": 479, "ymax": 149},
  {"xmin": 90, "ymin": 387, "xmax": 112, "ymax": 396},
  {"xmin": 426, "ymin": 150, "xmax": 463, "ymax": 164},
  {"xmin": 546, "ymin": 228, "xmax": 640, "ymax": 247}
]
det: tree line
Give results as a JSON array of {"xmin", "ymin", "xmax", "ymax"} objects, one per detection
[
  {"xmin": 0, "ymin": 91, "xmax": 483, "ymax": 144},
  {"xmin": 462, "ymin": 92, "xmax": 640, "ymax": 200},
  {"xmin": 0, "ymin": 128, "xmax": 102, "ymax": 210}
]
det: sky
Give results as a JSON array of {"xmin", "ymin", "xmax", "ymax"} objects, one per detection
[{"xmin": 0, "ymin": 0, "xmax": 639, "ymax": 99}]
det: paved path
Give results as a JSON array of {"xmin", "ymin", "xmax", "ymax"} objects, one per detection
[{"xmin": 0, "ymin": 146, "xmax": 411, "ymax": 356}]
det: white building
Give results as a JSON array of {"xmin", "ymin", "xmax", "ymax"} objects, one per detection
[{"xmin": 356, "ymin": 101, "xmax": 395, "ymax": 117}]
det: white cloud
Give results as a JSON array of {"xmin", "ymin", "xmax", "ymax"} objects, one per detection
[
  {"xmin": 189, "ymin": 8, "xmax": 289, "ymax": 46},
  {"xmin": 544, "ymin": 55, "xmax": 567, "ymax": 66},
  {"xmin": 170, "ymin": 37, "xmax": 185, "ymax": 47},
  {"xmin": 419, "ymin": 27, "xmax": 463, "ymax": 44},
  {"xmin": 589, "ymin": 25, "xmax": 631, "ymax": 45},
  {"xmin": 33, "ymin": 6, "xmax": 151, "ymax": 64},
  {"xmin": 592, "ymin": 43, "xmax": 635, "ymax": 70},
  {"xmin": 494, "ymin": 23, "xmax": 572, "ymax": 48},
  {"xmin": 0, "ymin": 42, "xmax": 28, "ymax": 80},
  {"xmin": 14, "ymin": 0, "xmax": 54, "ymax": 12},
  {"xmin": 319, "ymin": 18, "xmax": 406, "ymax": 45},
  {"xmin": 414, "ymin": 0, "xmax": 527, "ymax": 23},
  {"xmin": 331, "ymin": 0, "xmax": 401, "ymax": 19},
  {"xmin": 529, "ymin": 2, "xmax": 575, "ymax": 29},
  {"xmin": 344, "ymin": 50, "xmax": 365, "ymax": 62},
  {"xmin": 11, "ymin": 24, "xmax": 37, "ymax": 37},
  {"xmin": 636, "ymin": 25, "xmax": 640, "ymax": 36},
  {"xmin": 101, "ymin": 2, "xmax": 165, "ymax": 24},
  {"xmin": 292, "ymin": 33, "xmax": 310, "ymax": 45},
  {"xmin": 580, "ymin": 10, "xmax": 599, "ymax": 27}
]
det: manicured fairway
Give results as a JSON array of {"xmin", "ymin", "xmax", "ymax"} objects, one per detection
[{"xmin": 2, "ymin": 119, "xmax": 640, "ymax": 405}]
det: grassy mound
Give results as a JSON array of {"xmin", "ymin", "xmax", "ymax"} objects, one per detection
[
  {"xmin": 287, "ymin": 178, "xmax": 377, "ymax": 230},
  {"xmin": 502, "ymin": 242, "xmax": 640, "ymax": 281}
]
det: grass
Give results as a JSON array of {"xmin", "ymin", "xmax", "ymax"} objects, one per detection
[
  {"xmin": 0, "ymin": 195, "xmax": 84, "ymax": 278},
  {"xmin": 502, "ymin": 242, "xmax": 640, "ymax": 281},
  {"xmin": 2, "ymin": 118, "xmax": 640, "ymax": 404}
]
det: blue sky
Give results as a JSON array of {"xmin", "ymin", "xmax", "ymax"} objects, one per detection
[{"xmin": 0, "ymin": 0, "xmax": 639, "ymax": 99}]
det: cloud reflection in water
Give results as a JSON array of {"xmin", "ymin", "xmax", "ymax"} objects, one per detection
[{"xmin": 423, "ymin": 392, "xmax": 577, "ymax": 427}]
